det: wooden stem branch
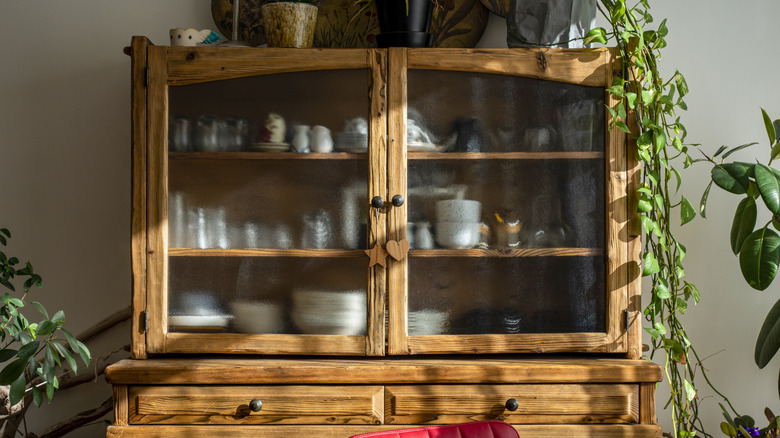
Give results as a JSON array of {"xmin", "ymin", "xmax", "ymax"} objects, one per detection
[
  {"xmin": 33, "ymin": 396, "xmax": 113, "ymax": 438},
  {"xmin": 76, "ymin": 306, "xmax": 131, "ymax": 344}
]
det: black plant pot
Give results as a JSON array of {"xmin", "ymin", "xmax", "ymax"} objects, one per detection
[{"xmin": 375, "ymin": 0, "xmax": 434, "ymax": 48}]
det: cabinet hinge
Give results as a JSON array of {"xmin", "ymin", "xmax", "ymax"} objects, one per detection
[
  {"xmin": 625, "ymin": 308, "xmax": 630, "ymax": 332},
  {"xmin": 143, "ymin": 309, "xmax": 149, "ymax": 333}
]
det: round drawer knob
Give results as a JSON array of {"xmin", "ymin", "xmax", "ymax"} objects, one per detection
[
  {"xmin": 505, "ymin": 398, "xmax": 519, "ymax": 412},
  {"xmin": 249, "ymin": 399, "xmax": 263, "ymax": 412},
  {"xmin": 371, "ymin": 196, "xmax": 385, "ymax": 209},
  {"xmin": 391, "ymin": 195, "xmax": 405, "ymax": 207}
]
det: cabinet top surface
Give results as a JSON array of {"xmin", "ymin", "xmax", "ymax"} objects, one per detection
[{"xmin": 106, "ymin": 357, "xmax": 662, "ymax": 385}]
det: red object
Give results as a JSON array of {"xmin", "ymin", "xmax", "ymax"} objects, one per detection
[{"xmin": 349, "ymin": 421, "xmax": 519, "ymax": 438}]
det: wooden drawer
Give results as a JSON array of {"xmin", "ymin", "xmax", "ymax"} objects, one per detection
[
  {"xmin": 385, "ymin": 384, "xmax": 639, "ymax": 425},
  {"xmin": 108, "ymin": 424, "xmax": 663, "ymax": 437},
  {"xmin": 128, "ymin": 385, "xmax": 384, "ymax": 425}
]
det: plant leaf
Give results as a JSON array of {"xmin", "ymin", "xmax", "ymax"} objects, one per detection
[
  {"xmin": 700, "ymin": 180, "xmax": 713, "ymax": 218},
  {"xmin": 764, "ymin": 108, "xmax": 776, "ymax": 147},
  {"xmin": 722, "ymin": 142, "xmax": 758, "ymax": 160},
  {"xmin": 0, "ymin": 358, "xmax": 27, "ymax": 385},
  {"xmin": 683, "ymin": 378, "xmax": 696, "ymax": 402},
  {"xmin": 642, "ymin": 252, "xmax": 660, "ymax": 276},
  {"xmin": 756, "ymin": 163, "xmax": 780, "ymax": 214},
  {"xmin": 755, "ymin": 297, "xmax": 780, "ymax": 368},
  {"xmin": 712, "ymin": 162, "xmax": 751, "ymax": 194},
  {"xmin": 730, "ymin": 197, "xmax": 758, "ymax": 255},
  {"xmin": 9, "ymin": 372, "xmax": 25, "ymax": 406},
  {"xmin": 680, "ymin": 196, "xmax": 695, "ymax": 225},
  {"xmin": 584, "ymin": 27, "xmax": 607, "ymax": 45},
  {"xmin": 739, "ymin": 227, "xmax": 780, "ymax": 290}
]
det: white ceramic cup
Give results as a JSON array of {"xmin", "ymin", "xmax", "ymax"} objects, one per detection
[
  {"xmin": 435, "ymin": 222, "xmax": 480, "ymax": 249},
  {"xmin": 436, "ymin": 199, "xmax": 482, "ymax": 224}
]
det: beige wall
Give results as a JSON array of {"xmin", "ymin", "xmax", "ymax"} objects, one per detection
[{"xmin": 0, "ymin": 0, "xmax": 778, "ymax": 436}]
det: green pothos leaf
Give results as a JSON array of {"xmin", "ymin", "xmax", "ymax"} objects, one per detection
[
  {"xmin": 642, "ymin": 252, "xmax": 660, "ymax": 276},
  {"xmin": 680, "ymin": 196, "xmax": 695, "ymax": 226}
]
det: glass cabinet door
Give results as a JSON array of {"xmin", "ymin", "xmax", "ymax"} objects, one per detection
[
  {"xmin": 387, "ymin": 49, "xmax": 633, "ymax": 354},
  {"xmin": 144, "ymin": 47, "xmax": 387, "ymax": 355}
]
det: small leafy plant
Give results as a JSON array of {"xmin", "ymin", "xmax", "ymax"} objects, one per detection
[
  {"xmin": 720, "ymin": 405, "xmax": 780, "ymax": 438},
  {"xmin": 0, "ymin": 227, "xmax": 91, "ymax": 411}
]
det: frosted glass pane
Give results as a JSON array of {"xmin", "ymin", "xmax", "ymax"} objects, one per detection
[
  {"xmin": 169, "ymin": 159, "xmax": 367, "ymax": 250},
  {"xmin": 407, "ymin": 70, "xmax": 605, "ymax": 153},
  {"xmin": 168, "ymin": 257, "xmax": 367, "ymax": 335},
  {"xmin": 409, "ymin": 256, "xmax": 605, "ymax": 334}
]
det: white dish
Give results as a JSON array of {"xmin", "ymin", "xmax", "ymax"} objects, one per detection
[
  {"xmin": 436, "ymin": 222, "xmax": 481, "ymax": 249},
  {"xmin": 169, "ymin": 314, "xmax": 232, "ymax": 328},
  {"xmin": 408, "ymin": 142, "xmax": 443, "ymax": 152},
  {"xmin": 230, "ymin": 301, "xmax": 284, "ymax": 334},
  {"xmin": 250, "ymin": 142, "xmax": 290, "ymax": 152}
]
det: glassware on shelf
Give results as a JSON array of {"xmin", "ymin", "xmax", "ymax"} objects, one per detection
[
  {"xmin": 302, "ymin": 210, "xmax": 332, "ymax": 249},
  {"xmin": 526, "ymin": 194, "xmax": 570, "ymax": 248},
  {"xmin": 492, "ymin": 211, "xmax": 524, "ymax": 250},
  {"xmin": 169, "ymin": 115, "xmax": 191, "ymax": 152},
  {"xmin": 414, "ymin": 221, "xmax": 435, "ymax": 249},
  {"xmin": 193, "ymin": 115, "xmax": 220, "ymax": 152}
]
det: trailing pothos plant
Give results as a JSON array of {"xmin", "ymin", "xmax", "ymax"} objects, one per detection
[
  {"xmin": 585, "ymin": 0, "xmax": 735, "ymax": 436},
  {"xmin": 0, "ymin": 227, "xmax": 91, "ymax": 432}
]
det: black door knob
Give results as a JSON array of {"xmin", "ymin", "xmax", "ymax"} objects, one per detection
[
  {"xmin": 505, "ymin": 398, "xmax": 519, "ymax": 411},
  {"xmin": 371, "ymin": 196, "xmax": 385, "ymax": 209},
  {"xmin": 391, "ymin": 195, "xmax": 405, "ymax": 207},
  {"xmin": 249, "ymin": 399, "xmax": 263, "ymax": 412}
]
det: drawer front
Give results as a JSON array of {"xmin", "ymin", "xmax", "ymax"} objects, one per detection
[
  {"xmin": 385, "ymin": 384, "xmax": 639, "ymax": 425},
  {"xmin": 108, "ymin": 424, "xmax": 663, "ymax": 438},
  {"xmin": 128, "ymin": 385, "xmax": 384, "ymax": 425}
]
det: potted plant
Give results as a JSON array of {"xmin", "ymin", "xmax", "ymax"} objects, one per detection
[
  {"xmin": 354, "ymin": 0, "xmax": 443, "ymax": 47},
  {"xmin": 262, "ymin": 0, "xmax": 319, "ymax": 48}
]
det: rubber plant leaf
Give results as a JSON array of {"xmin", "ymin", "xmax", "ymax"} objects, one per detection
[
  {"xmin": 755, "ymin": 163, "xmax": 780, "ymax": 214},
  {"xmin": 755, "ymin": 296, "xmax": 780, "ymax": 368},
  {"xmin": 739, "ymin": 227, "xmax": 780, "ymax": 291},
  {"xmin": 712, "ymin": 162, "xmax": 751, "ymax": 195},
  {"xmin": 730, "ymin": 197, "xmax": 757, "ymax": 255}
]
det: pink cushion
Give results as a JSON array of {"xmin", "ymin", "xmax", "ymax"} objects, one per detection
[{"xmin": 349, "ymin": 421, "xmax": 519, "ymax": 438}]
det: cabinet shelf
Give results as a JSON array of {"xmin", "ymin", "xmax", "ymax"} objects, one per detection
[
  {"xmin": 410, "ymin": 248, "xmax": 603, "ymax": 257},
  {"xmin": 408, "ymin": 151, "xmax": 604, "ymax": 160},
  {"xmin": 169, "ymin": 152, "xmax": 368, "ymax": 160},
  {"xmin": 168, "ymin": 151, "xmax": 603, "ymax": 161},
  {"xmin": 167, "ymin": 248, "xmax": 603, "ymax": 258},
  {"xmin": 168, "ymin": 248, "xmax": 365, "ymax": 258}
]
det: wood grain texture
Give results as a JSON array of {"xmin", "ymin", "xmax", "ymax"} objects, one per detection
[
  {"xmin": 166, "ymin": 47, "xmax": 372, "ymax": 85},
  {"xmin": 107, "ymin": 424, "xmax": 662, "ymax": 437},
  {"xmin": 409, "ymin": 248, "xmax": 603, "ymax": 258},
  {"xmin": 406, "ymin": 333, "xmax": 611, "ymax": 354},
  {"xmin": 385, "ymin": 384, "xmax": 638, "ymax": 425},
  {"xmin": 106, "ymin": 358, "xmax": 662, "ymax": 385},
  {"xmin": 387, "ymin": 48, "xmax": 409, "ymax": 355},
  {"xmin": 168, "ymin": 249, "xmax": 365, "ymax": 257},
  {"xmin": 366, "ymin": 49, "xmax": 388, "ymax": 356},
  {"xmin": 114, "ymin": 385, "xmax": 129, "ymax": 426},
  {"xmin": 130, "ymin": 36, "xmax": 150, "ymax": 359},
  {"xmin": 408, "ymin": 151, "xmax": 604, "ymax": 160},
  {"xmin": 406, "ymin": 48, "xmax": 609, "ymax": 86},
  {"xmin": 163, "ymin": 333, "xmax": 367, "ymax": 355},
  {"xmin": 605, "ymin": 48, "xmax": 629, "ymax": 354},
  {"xmin": 128, "ymin": 385, "xmax": 383, "ymax": 425},
  {"xmin": 170, "ymin": 152, "xmax": 370, "ymax": 160},
  {"xmin": 145, "ymin": 45, "xmax": 169, "ymax": 354},
  {"xmin": 639, "ymin": 383, "xmax": 657, "ymax": 425}
]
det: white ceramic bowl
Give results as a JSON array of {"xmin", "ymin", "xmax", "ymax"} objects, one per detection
[
  {"xmin": 230, "ymin": 301, "xmax": 284, "ymax": 334},
  {"xmin": 436, "ymin": 199, "xmax": 482, "ymax": 223},
  {"xmin": 436, "ymin": 222, "xmax": 480, "ymax": 249}
]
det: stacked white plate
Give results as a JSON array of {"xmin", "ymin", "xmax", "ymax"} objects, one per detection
[
  {"xmin": 408, "ymin": 310, "xmax": 449, "ymax": 336},
  {"xmin": 230, "ymin": 301, "xmax": 284, "ymax": 334},
  {"xmin": 334, "ymin": 132, "xmax": 368, "ymax": 153},
  {"xmin": 291, "ymin": 290, "xmax": 366, "ymax": 335}
]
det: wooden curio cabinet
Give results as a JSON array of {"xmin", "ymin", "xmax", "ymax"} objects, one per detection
[{"xmin": 106, "ymin": 36, "xmax": 662, "ymax": 437}]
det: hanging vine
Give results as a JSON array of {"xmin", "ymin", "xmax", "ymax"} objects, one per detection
[{"xmin": 585, "ymin": 1, "xmax": 735, "ymax": 436}]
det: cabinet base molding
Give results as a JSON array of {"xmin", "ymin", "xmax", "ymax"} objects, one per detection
[{"xmin": 107, "ymin": 424, "xmax": 663, "ymax": 438}]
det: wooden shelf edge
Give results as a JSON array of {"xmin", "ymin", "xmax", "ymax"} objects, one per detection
[
  {"xmin": 168, "ymin": 248, "xmax": 365, "ymax": 257},
  {"xmin": 410, "ymin": 248, "xmax": 604, "ymax": 257}
]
